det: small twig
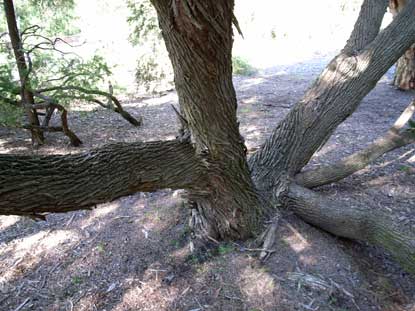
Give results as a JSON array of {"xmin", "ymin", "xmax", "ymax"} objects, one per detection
[
  {"xmin": 66, "ymin": 214, "xmax": 76, "ymax": 227},
  {"xmin": 13, "ymin": 297, "xmax": 31, "ymax": 311}
]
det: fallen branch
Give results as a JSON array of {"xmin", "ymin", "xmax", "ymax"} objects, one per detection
[
  {"xmin": 38, "ymin": 85, "xmax": 142, "ymax": 126},
  {"xmin": 32, "ymin": 92, "xmax": 82, "ymax": 146}
]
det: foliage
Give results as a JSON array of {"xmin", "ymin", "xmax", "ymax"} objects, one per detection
[
  {"xmin": 127, "ymin": 0, "xmax": 173, "ymax": 92},
  {"xmin": 232, "ymin": 56, "xmax": 257, "ymax": 76}
]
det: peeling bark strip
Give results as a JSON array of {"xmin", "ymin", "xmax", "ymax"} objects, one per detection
[
  {"xmin": 151, "ymin": 0, "xmax": 263, "ymax": 239},
  {"xmin": 0, "ymin": 140, "xmax": 207, "ymax": 217}
]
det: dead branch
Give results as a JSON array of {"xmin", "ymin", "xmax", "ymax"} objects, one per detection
[
  {"xmin": 38, "ymin": 85, "xmax": 142, "ymax": 126},
  {"xmin": 32, "ymin": 92, "xmax": 82, "ymax": 146}
]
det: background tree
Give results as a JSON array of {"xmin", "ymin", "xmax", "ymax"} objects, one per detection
[
  {"xmin": 389, "ymin": 0, "xmax": 415, "ymax": 89},
  {"xmin": 1, "ymin": 0, "xmax": 415, "ymax": 274},
  {"xmin": 1, "ymin": 0, "xmax": 141, "ymax": 146}
]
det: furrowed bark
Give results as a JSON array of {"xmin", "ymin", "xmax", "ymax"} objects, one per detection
[
  {"xmin": 287, "ymin": 183, "xmax": 415, "ymax": 274},
  {"xmin": 0, "ymin": 140, "xmax": 207, "ymax": 217},
  {"xmin": 4, "ymin": 0, "xmax": 44, "ymax": 145},
  {"xmin": 151, "ymin": 0, "xmax": 264, "ymax": 239},
  {"xmin": 250, "ymin": 0, "xmax": 415, "ymax": 195},
  {"xmin": 295, "ymin": 101, "xmax": 415, "ymax": 188}
]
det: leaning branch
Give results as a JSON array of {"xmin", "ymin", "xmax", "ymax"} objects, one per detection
[
  {"xmin": 0, "ymin": 140, "xmax": 207, "ymax": 218},
  {"xmin": 286, "ymin": 183, "xmax": 415, "ymax": 274},
  {"xmin": 295, "ymin": 101, "xmax": 415, "ymax": 188}
]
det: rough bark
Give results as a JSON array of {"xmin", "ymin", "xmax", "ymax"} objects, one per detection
[
  {"xmin": 390, "ymin": 0, "xmax": 415, "ymax": 90},
  {"xmin": 295, "ymin": 101, "xmax": 415, "ymax": 188},
  {"xmin": 151, "ymin": 0, "xmax": 264, "ymax": 239},
  {"xmin": 249, "ymin": 0, "xmax": 415, "ymax": 195},
  {"xmin": 3, "ymin": 0, "xmax": 44, "ymax": 145},
  {"xmin": 287, "ymin": 183, "xmax": 415, "ymax": 274},
  {"xmin": 0, "ymin": 140, "xmax": 206, "ymax": 217},
  {"xmin": 247, "ymin": 0, "xmax": 415, "ymax": 273}
]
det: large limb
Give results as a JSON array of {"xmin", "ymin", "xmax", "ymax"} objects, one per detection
[
  {"xmin": 250, "ymin": 0, "xmax": 415, "ymax": 193},
  {"xmin": 0, "ymin": 140, "xmax": 207, "ymax": 218},
  {"xmin": 287, "ymin": 183, "xmax": 415, "ymax": 274},
  {"xmin": 295, "ymin": 101, "xmax": 415, "ymax": 188}
]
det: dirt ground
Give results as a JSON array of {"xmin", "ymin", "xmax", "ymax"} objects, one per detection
[{"xmin": 1, "ymin": 54, "xmax": 415, "ymax": 311}]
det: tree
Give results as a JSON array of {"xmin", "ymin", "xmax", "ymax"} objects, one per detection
[
  {"xmin": 1, "ymin": 0, "xmax": 415, "ymax": 273},
  {"xmin": 390, "ymin": 0, "xmax": 415, "ymax": 89},
  {"xmin": 1, "ymin": 0, "xmax": 141, "ymax": 146}
]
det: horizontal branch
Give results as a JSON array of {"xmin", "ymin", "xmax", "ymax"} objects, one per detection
[
  {"xmin": 287, "ymin": 183, "xmax": 415, "ymax": 274},
  {"xmin": 295, "ymin": 101, "xmax": 415, "ymax": 188},
  {"xmin": 0, "ymin": 140, "xmax": 207, "ymax": 217}
]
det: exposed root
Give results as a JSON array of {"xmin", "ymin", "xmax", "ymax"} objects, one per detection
[{"xmin": 287, "ymin": 183, "xmax": 415, "ymax": 275}]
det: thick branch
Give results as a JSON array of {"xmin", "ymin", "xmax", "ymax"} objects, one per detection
[
  {"xmin": 0, "ymin": 140, "xmax": 207, "ymax": 217},
  {"xmin": 295, "ymin": 101, "xmax": 415, "ymax": 188},
  {"xmin": 287, "ymin": 183, "xmax": 415, "ymax": 274},
  {"xmin": 250, "ymin": 0, "xmax": 415, "ymax": 194}
]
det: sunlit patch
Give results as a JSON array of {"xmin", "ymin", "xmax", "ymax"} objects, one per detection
[
  {"xmin": 299, "ymin": 254, "xmax": 317, "ymax": 265},
  {"xmin": 142, "ymin": 93, "xmax": 178, "ymax": 107},
  {"xmin": 0, "ymin": 216, "xmax": 20, "ymax": 231},
  {"xmin": 283, "ymin": 223, "xmax": 310, "ymax": 253},
  {"xmin": 407, "ymin": 149, "xmax": 415, "ymax": 163},
  {"xmin": 80, "ymin": 202, "xmax": 120, "ymax": 229},
  {"xmin": 0, "ymin": 230, "xmax": 79, "ymax": 287},
  {"xmin": 239, "ymin": 265, "xmax": 280, "ymax": 307}
]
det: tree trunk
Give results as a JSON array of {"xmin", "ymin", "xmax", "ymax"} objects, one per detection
[
  {"xmin": 390, "ymin": 0, "xmax": 415, "ymax": 89},
  {"xmin": 3, "ymin": 0, "xmax": 44, "ymax": 145},
  {"xmin": 150, "ymin": 0, "xmax": 264, "ymax": 239}
]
